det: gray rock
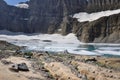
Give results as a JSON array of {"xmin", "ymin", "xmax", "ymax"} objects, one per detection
[
  {"xmin": 18, "ymin": 63, "xmax": 29, "ymax": 71},
  {"xmin": 10, "ymin": 63, "xmax": 29, "ymax": 72},
  {"xmin": 85, "ymin": 57, "xmax": 97, "ymax": 62}
]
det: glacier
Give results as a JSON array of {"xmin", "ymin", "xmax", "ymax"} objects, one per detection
[{"xmin": 73, "ymin": 9, "xmax": 120, "ymax": 22}]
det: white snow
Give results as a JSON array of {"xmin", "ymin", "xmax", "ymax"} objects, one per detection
[
  {"xmin": 16, "ymin": 3, "xmax": 29, "ymax": 9},
  {"xmin": 0, "ymin": 30, "xmax": 80, "ymax": 45},
  {"xmin": 0, "ymin": 30, "xmax": 120, "ymax": 56},
  {"xmin": 73, "ymin": 9, "xmax": 120, "ymax": 22}
]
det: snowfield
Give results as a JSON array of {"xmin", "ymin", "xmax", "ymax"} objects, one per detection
[
  {"xmin": 16, "ymin": 3, "xmax": 29, "ymax": 9},
  {"xmin": 73, "ymin": 9, "xmax": 120, "ymax": 22},
  {"xmin": 0, "ymin": 30, "xmax": 120, "ymax": 56}
]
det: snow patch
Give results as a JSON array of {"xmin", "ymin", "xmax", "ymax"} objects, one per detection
[
  {"xmin": 73, "ymin": 9, "xmax": 120, "ymax": 22},
  {"xmin": 16, "ymin": 3, "xmax": 29, "ymax": 9}
]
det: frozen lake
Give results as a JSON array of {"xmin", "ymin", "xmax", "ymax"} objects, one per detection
[{"xmin": 0, "ymin": 30, "xmax": 120, "ymax": 56}]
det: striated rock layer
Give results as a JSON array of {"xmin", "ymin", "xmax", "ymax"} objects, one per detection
[
  {"xmin": 0, "ymin": 0, "xmax": 86, "ymax": 33},
  {"xmin": 73, "ymin": 13, "xmax": 120, "ymax": 43},
  {"xmin": 87, "ymin": 0, "xmax": 120, "ymax": 13},
  {"xmin": 28, "ymin": 0, "xmax": 87, "ymax": 33}
]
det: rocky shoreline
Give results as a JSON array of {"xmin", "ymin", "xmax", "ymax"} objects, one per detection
[{"xmin": 0, "ymin": 40, "xmax": 120, "ymax": 80}]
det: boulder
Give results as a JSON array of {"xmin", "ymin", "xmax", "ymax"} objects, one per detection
[
  {"xmin": 18, "ymin": 63, "xmax": 29, "ymax": 71},
  {"xmin": 85, "ymin": 57, "xmax": 97, "ymax": 62},
  {"xmin": 10, "ymin": 63, "xmax": 29, "ymax": 72}
]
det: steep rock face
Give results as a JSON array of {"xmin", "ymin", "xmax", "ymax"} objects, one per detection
[
  {"xmin": 28, "ymin": 0, "xmax": 87, "ymax": 33},
  {"xmin": 0, "ymin": 0, "xmax": 87, "ymax": 33},
  {"xmin": 74, "ymin": 13, "xmax": 120, "ymax": 43},
  {"xmin": 0, "ymin": 0, "xmax": 9, "ymax": 30},
  {"xmin": 87, "ymin": 0, "xmax": 120, "ymax": 12},
  {"xmin": 63, "ymin": 0, "xmax": 120, "ymax": 43},
  {"xmin": 0, "ymin": 0, "xmax": 29, "ymax": 32},
  {"xmin": 6, "ymin": 6, "xmax": 29, "ymax": 32}
]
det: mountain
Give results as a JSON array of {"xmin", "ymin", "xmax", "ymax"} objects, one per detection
[{"xmin": 0, "ymin": 0, "xmax": 120, "ymax": 43}]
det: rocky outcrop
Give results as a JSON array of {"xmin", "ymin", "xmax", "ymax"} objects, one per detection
[{"xmin": 10, "ymin": 63, "xmax": 29, "ymax": 72}]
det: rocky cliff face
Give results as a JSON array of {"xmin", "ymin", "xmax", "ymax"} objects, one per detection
[
  {"xmin": 6, "ymin": 6, "xmax": 29, "ymax": 32},
  {"xmin": 73, "ymin": 0, "xmax": 120, "ymax": 43},
  {"xmin": 87, "ymin": 0, "xmax": 120, "ymax": 12},
  {"xmin": 64, "ymin": 0, "xmax": 120, "ymax": 43},
  {"xmin": 0, "ymin": 0, "xmax": 86, "ymax": 33},
  {"xmin": 0, "ymin": 0, "xmax": 8, "ymax": 30},
  {"xmin": 73, "ymin": 13, "xmax": 120, "ymax": 43},
  {"xmin": 28, "ymin": 0, "xmax": 87, "ymax": 33},
  {"xmin": 0, "ymin": 0, "xmax": 29, "ymax": 32}
]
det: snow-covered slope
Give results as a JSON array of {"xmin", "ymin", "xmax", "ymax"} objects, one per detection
[{"xmin": 73, "ymin": 9, "xmax": 120, "ymax": 22}]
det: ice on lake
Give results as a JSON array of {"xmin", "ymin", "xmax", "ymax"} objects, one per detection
[{"xmin": 0, "ymin": 30, "xmax": 120, "ymax": 56}]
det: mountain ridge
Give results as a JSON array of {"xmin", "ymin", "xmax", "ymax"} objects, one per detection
[{"xmin": 0, "ymin": 0, "xmax": 120, "ymax": 43}]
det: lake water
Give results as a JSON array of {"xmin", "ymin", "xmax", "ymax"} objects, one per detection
[{"xmin": 0, "ymin": 30, "xmax": 120, "ymax": 56}]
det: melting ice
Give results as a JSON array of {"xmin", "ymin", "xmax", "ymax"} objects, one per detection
[{"xmin": 0, "ymin": 30, "xmax": 120, "ymax": 56}]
